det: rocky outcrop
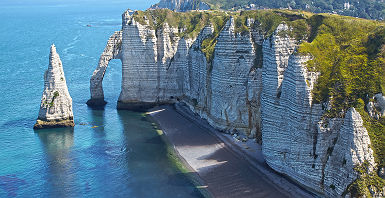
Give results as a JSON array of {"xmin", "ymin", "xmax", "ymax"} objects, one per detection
[
  {"xmin": 34, "ymin": 45, "xmax": 74, "ymax": 129},
  {"xmin": 324, "ymin": 108, "xmax": 376, "ymax": 196},
  {"xmin": 259, "ymin": 25, "xmax": 379, "ymax": 197},
  {"xmin": 150, "ymin": 0, "xmax": 210, "ymax": 12},
  {"xmin": 87, "ymin": 31, "xmax": 122, "ymax": 106},
  {"xmin": 367, "ymin": 93, "xmax": 385, "ymax": 119},
  {"xmin": 89, "ymin": 10, "xmax": 381, "ymax": 197},
  {"xmin": 117, "ymin": 11, "xmax": 181, "ymax": 110},
  {"xmin": 206, "ymin": 17, "xmax": 261, "ymax": 137}
]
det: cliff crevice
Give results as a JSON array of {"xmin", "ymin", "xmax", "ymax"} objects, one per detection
[{"xmin": 88, "ymin": 9, "xmax": 384, "ymax": 197}]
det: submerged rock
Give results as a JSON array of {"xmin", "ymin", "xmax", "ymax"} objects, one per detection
[{"xmin": 34, "ymin": 44, "xmax": 74, "ymax": 129}]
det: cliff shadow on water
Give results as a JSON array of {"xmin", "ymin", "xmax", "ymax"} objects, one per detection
[{"xmin": 116, "ymin": 110, "xmax": 206, "ymax": 198}]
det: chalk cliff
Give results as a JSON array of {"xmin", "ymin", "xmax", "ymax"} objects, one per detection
[
  {"xmin": 34, "ymin": 45, "xmax": 74, "ymax": 129},
  {"xmin": 89, "ymin": 9, "xmax": 384, "ymax": 197},
  {"xmin": 260, "ymin": 28, "xmax": 377, "ymax": 196},
  {"xmin": 87, "ymin": 31, "xmax": 122, "ymax": 106}
]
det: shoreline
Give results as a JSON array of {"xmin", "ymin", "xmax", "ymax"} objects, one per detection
[
  {"xmin": 145, "ymin": 113, "xmax": 214, "ymax": 198},
  {"xmin": 147, "ymin": 104, "xmax": 316, "ymax": 198}
]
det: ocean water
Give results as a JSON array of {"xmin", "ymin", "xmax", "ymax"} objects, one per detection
[{"xmin": 0, "ymin": 2, "xmax": 203, "ymax": 197}]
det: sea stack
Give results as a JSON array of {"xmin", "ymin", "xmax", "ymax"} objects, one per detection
[{"xmin": 34, "ymin": 44, "xmax": 74, "ymax": 129}]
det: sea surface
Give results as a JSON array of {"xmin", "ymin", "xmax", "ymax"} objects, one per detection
[{"xmin": 0, "ymin": 1, "xmax": 203, "ymax": 197}]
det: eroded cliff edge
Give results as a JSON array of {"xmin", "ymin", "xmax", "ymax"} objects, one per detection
[{"xmin": 89, "ymin": 9, "xmax": 385, "ymax": 197}]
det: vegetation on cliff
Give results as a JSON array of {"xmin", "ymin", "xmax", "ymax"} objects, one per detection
[
  {"xmin": 132, "ymin": 9, "xmax": 385, "ymax": 195},
  {"xmin": 296, "ymin": 14, "xmax": 385, "ymax": 177},
  {"xmin": 197, "ymin": 0, "xmax": 385, "ymax": 20},
  {"xmin": 290, "ymin": 12, "xmax": 385, "ymax": 197},
  {"xmin": 133, "ymin": 9, "xmax": 312, "ymax": 62}
]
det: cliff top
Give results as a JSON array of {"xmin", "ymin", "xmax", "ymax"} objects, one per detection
[
  {"xmin": 129, "ymin": 9, "xmax": 385, "ymax": 189},
  {"xmin": 133, "ymin": 9, "xmax": 384, "ymax": 37},
  {"xmin": 132, "ymin": 9, "xmax": 384, "ymax": 63},
  {"xmin": 152, "ymin": 0, "xmax": 385, "ymax": 20}
]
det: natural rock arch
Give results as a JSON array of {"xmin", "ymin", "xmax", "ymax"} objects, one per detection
[{"xmin": 87, "ymin": 31, "xmax": 122, "ymax": 106}]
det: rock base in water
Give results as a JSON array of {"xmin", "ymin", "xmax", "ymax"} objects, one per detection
[
  {"xmin": 35, "ymin": 44, "xmax": 75, "ymax": 129},
  {"xmin": 86, "ymin": 98, "xmax": 107, "ymax": 107},
  {"xmin": 33, "ymin": 119, "xmax": 75, "ymax": 130}
]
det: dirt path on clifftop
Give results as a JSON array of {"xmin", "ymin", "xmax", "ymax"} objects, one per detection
[{"xmin": 148, "ymin": 105, "xmax": 299, "ymax": 198}]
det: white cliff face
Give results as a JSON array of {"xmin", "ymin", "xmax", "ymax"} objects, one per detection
[
  {"xmin": 324, "ymin": 108, "xmax": 376, "ymax": 196},
  {"xmin": 260, "ymin": 25, "xmax": 377, "ymax": 197},
  {"xmin": 182, "ymin": 26, "xmax": 212, "ymax": 115},
  {"xmin": 151, "ymin": 0, "xmax": 210, "ymax": 11},
  {"xmin": 261, "ymin": 27, "xmax": 324, "ymax": 193},
  {"xmin": 89, "ymin": 10, "xmax": 381, "ymax": 196},
  {"xmin": 88, "ymin": 31, "xmax": 122, "ymax": 106},
  {"xmin": 117, "ymin": 11, "xmax": 182, "ymax": 110},
  {"xmin": 207, "ymin": 17, "xmax": 260, "ymax": 136},
  {"xmin": 34, "ymin": 45, "xmax": 74, "ymax": 129}
]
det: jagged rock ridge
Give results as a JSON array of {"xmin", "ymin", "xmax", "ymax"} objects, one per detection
[
  {"xmin": 88, "ymin": 9, "xmax": 384, "ymax": 197},
  {"xmin": 34, "ymin": 45, "xmax": 74, "ymax": 129}
]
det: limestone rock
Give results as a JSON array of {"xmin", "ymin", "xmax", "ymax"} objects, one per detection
[
  {"xmin": 375, "ymin": 93, "xmax": 385, "ymax": 116},
  {"xmin": 208, "ymin": 17, "xmax": 260, "ymax": 135},
  {"xmin": 34, "ymin": 45, "xmax": 74, "ymax": 129},
  {"xmin": 367, "ymin": 101, "xmax": 376, "ymax": 117},
  {"xmin": 324, "ymin": 108, "xmax": 376, "ymax": 197},
  {"xmin": 117, "ymin": 10, "xmax": 181, "ymax": 110},
  {"xmin": 380, "ymin": 167, "xmax": 385, "ymax": 179},
  {"xmin": 260, "ymin": 24, "xmax": 377, "ymax": 197},
  {"xmin": 366, "ymin": 93, "xmax": 385, "ymax": 119},
  {"xmin": 87, "ymin": 30, "xmax": 122, "ymax": 107},
  {"xmin": 261, "ymin": 25, "xmax": 325, "ymax": 194},
  {"xmin": 90, "ymin": 11, "xmax": 382, "ymax": 196}
]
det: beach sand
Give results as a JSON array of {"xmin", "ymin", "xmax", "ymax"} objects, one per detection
[{"xmin": 148, "ymin": 104, "xmax": 316, "ymax": 198}]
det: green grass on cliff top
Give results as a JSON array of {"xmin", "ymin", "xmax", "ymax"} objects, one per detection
[
  {"xmin": 295, "ymin": 15, "xmax": 385, "ymax": 192},
  {"xmin": 202, "ymin": 0, "xmax": 385, "ymax": 20},
  {"xmin": 133, "ymin": 9, "xmax": 315, "ymax": 61},
  {"xmin": 133, "ymin": 10, "xmax": 385, "ymax": 194}
]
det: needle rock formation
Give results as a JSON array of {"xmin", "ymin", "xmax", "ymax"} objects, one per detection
[{"xmin": 34, "ymin": 44, "xmax": 74, "ymax": 129}]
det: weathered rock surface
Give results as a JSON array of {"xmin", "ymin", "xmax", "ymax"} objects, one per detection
[
  {"xmin": 34, "ymin": 45, "xmax": 74, "ymax": 129},
  {"xmin": 87, "ymin": 31, "xmax": 122, "ymax": 106},
  {"xmin": 117, "ymin": 11, "xmax": 181, "ymax": 110},
  {"xmin": 150, "ymin": 0, "xmax": 210, "ymax": 11},
  {"xmin": 89, "ymin": 10, "xmax": 380, "ymax": 197},
  {"xmin": 380, "ymin": 167, "xmax": 385, "ymax": 179},
  {"xmin": 260, "ymin": 25, "xmax": 377, "ymax": 197},
  {"xmin": 206, "ymin": 17, "xmax": 261, "ymax": 137},
  {"xmin": 367, "ymin": 93, "xmax": 385, "ymax": 119},
  {"xmin": 324, "ymin": 108, "xmax": 376, "ymax": 196}
]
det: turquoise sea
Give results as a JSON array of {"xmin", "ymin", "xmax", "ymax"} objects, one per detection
[{"xmin": 0, "ymin": 1, "xmax": 203, "ymax": 197}]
